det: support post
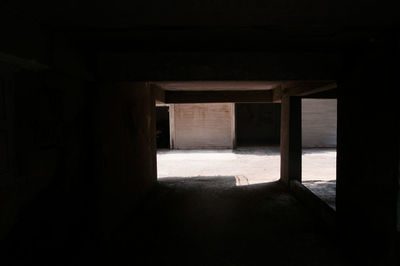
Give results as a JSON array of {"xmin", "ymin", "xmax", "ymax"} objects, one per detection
[
  {"xmin": 280, "ymin": 95, "xmax": 302, "ymax": 185},
  {"xmin": 94, "ymin": 82, "xmax": 157, "ymax": 237}
]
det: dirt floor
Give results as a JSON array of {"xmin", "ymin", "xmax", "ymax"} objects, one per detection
[{"xmin": 157, "ymin": 146, "xmax": 336, "ymax": 209}]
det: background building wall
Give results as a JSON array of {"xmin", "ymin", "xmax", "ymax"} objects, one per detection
[
  {"xmin": 172, "ymin": 103, "xmax": 234, "ymax": 149},
  {"xmin": 302, "ymin": 99, "xmax": 337, "ymax": 148}
]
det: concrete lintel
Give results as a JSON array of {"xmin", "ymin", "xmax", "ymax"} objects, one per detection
[
  {"xmin": 151, "ymin": 83, "xmax": 166, "ymax": 103},
  {"xmin": 273, "ymin": 81, "xmax": 337, "ymax": 102},
  {"xmin": 165, "ymin": 90, "xmax": 273, "ymax": 103}
]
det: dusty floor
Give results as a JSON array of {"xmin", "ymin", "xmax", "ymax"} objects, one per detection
[
  {"xmin": 157, "ymin": 146, "xmax": 336, "ymax": 208},
  {"xmin": 108, "ymin": 179, "xmax": 349, "ymax": 266},
  {"xmin": 4, "ymin": 147, "xmax": 378, "ymax": 266}
]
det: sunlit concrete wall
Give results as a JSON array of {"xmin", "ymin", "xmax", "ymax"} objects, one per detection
[
  {"xmin": 171, "ymin": 103, "xmax": 235, "ymax": 149},
  {"xmin": 302, "ymin": 99, "xmax": 337, "ymax": 148}
]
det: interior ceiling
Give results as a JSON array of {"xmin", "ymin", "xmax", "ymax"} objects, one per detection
[
  {"xmin": 4, "ymin": 1, "xmax": 398, "ymax": 28},
  {"xmin": 4, "ymin": 1, "xmax": 398, "ymax": 56},
  {"xmin": 2, "ymin": 1, "xmax": 396, "ymax": 87},
  {"xmin": 153, "ymin": 81, "xmax": 281, "ymax": 91}
]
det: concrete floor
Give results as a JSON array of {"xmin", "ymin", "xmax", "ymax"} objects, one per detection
[
  {"xmin": 107, "ymin": 179, "xmax": 349, "ymax": 266},
  {"xmin": 3, "ymin": 147, "xmax": 340, "ymax": 265},
  {"xmin": 157, "ymin": 146, "xmax": 336, "ymax": 208}
]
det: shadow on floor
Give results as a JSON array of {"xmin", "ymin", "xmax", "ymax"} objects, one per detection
[
  {"xmin": 2, "ymin": 177, "xmax": 349, "ymax": 266},
  {"xmin": 302, "ymin": 148, "xmax": 336, "ymax": 155},
  {"xmin": 106, "ymin": 177, "xmax": 348, "ymax": 266},
  {"xmin": 158, "ymin": 175, "xmax": 238, "ymax": 187},
  {"xmin": 233, "ymin": 146, "xmax": 280, "ymax": 156},
  {"xmin": 302, "ymin": 180, "xmax": 336, "ymax": 209}
]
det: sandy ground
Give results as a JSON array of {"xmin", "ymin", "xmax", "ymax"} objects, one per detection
[{"xmin": 157, "ymin": 146, "xmax": 336, "ymax": 208}]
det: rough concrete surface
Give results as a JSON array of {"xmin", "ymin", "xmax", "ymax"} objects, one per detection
[
  {"xmin": 157, "ymin": 146, "xmax": 336, "ymax": 208},
  {"xmin": 106, "ymin": 179, "xmax": 349, "ymax": 266}
]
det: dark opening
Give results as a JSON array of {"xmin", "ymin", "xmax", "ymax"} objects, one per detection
[
  {"xmin": 235, "ymin": 103, "xmax": 281, "ymax": 147},
  {"xmin": 156, "ymin": 106, "xmax": 170, "ymax": 149}
]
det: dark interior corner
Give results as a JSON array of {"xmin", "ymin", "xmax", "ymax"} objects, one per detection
[
  {"xmin": 156, "ymin": 106, "xmax": 170, "ymax": 149},
  {"xmin": 1, "ymin": 1, "xmax": 399, "ymax": 265},
  {"xmin": 236, "ymin": 103, "xmax": 281, "ymax": 147}
]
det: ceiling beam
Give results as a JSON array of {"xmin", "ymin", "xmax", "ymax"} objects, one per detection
[
  {"xmin": 273, "ymin": 81, "xmax": 337, "ymax": 102},
  {"xmin": 97, "ymin": 52, "xmax": 340, "ymax": 81},
  {"xmin": 165, "ymin": 90, "xmax": 273, "ymax": 103},
  {"xmin": 151, "ymin": 84, "xmax": 165, "ymax": 103}
]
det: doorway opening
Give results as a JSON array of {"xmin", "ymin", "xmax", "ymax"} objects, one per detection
[
  {"xmin": 235, "ymin": 103, "xmax": 281, "ymax": 147},
  {"xmin": 156, "ymin": 101, "xmax": 280, "ymax": 186},
  {"xmin": 301, "ymin": 98, "xmax": 337, "ymax": 209},
  {"xmin": 156, "ymin": 105, "xmax": 170, "ymax": 149}
]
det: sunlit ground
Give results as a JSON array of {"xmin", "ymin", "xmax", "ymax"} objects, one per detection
[
  {"xmin": 157, "ymin": 146, "xmax": 281, "ymax": 186},
  {"xmin": 157, "ymin": 146, "xmax": 336, "ymax": 208},
  {"xmin": 157, "ymin": 147, "xmax": 336, "ymax": 208},
  {"xmin": 302, "ymin": 148, "xmax": 336, "ymax": 209}
]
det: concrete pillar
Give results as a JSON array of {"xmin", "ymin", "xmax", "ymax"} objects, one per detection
[
  {"xmin": 280, "ymin": 95, "xmax": 302, "ymax": 185},
  {"xmin": 336, "ymin": 42, "xmax": 399, "ymax": 263},
  {"xmin": 94, "ymin": 82, "xmax": 157, "ymax": 236}
]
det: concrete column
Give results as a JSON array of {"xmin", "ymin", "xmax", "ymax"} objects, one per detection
[
  {"xmin": 94, "ymin": 82, "xmax": 157, "ymax": 236},
  {"xmin": 280, "ymin": 95, "xmax": 302, "ymax": 185},
  {"xmin": 336, "ymin": 42, "xmax": 399, "ymax": 263}
]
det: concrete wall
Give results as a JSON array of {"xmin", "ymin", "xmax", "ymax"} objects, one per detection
[
  {"xmin": 94, "ymin": 82, "xmax": 157, "ymax": 236},
  {"xmin": 336, "ymin": 43, "xmax": 399, "ymax": 263},
  {"xmin": 302, "ymin": 99, "xmax": 337, "ymax": 148},
  {"xmin": 0, "ymin": 28, "xmax": 94, "ymax": 242},
  {"xmin": 1, "ymin": 20, "xmax": 158, "ymax": 248},
  {"xmin": 172, "ymin": 103, "xmax": 234, "ymax": 149},
  {"xmin": 1, "ymin": 6, "xmax": 158, "ymax": 244}
]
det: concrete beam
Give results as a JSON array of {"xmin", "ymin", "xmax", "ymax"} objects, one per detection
[
  {"xmin": 273, "ymin": 81, "xmax": 337, "ymax": 102},
  {"xmin": 151, "ymin": 84, "xmax": 165, "ymax": 103},
  {"xmin": 302, "ymin": 88, "xmax": 337, "ymax": 99},
  {"xmin": 165, "ymin": 90, "xmax": 273, "ymax": 103},
  {"xmin": 97, "ymin": 52, "xmax": 340, "ymax": 81}
]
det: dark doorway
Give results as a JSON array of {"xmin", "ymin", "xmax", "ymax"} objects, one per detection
[
  {"xmin": 156, "ymin": 106, "xmax": 170, "ymax": 149},
  {"xmin": 235, "ymin": 103, "xmax": 281, "ymax": 147}
]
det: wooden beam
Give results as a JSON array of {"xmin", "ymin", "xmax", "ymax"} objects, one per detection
[{"xmin": 165, "ymin": 90, "xmax": 273, "ymax": 103}]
